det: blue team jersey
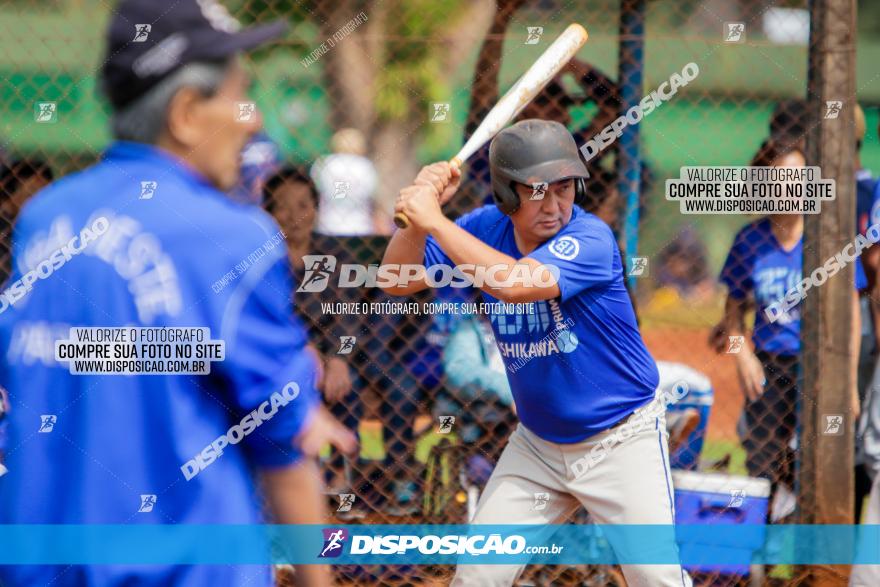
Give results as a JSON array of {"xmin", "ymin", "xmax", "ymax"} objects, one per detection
[
  {"xmin": 425, "ymin": 205, "xmax": 658, "ymax": 443},
  {"xmin": 0, "ymin": 142, "xmax": 318, "ymax": 587},
  {"xmin": 720, "ymin": 217, "xmax": 866, "ymax": 355},
  {"xmin": 868, "ymin": 176, "xmax": 880, "ymax": 236},
  {"xmin": 857, "ymin": 168, "xmax": 878, "ymax": 237}
]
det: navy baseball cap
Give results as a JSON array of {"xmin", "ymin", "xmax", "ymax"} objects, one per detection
[{"xmin": 101, "ymin": 0, "xmax": 287, "ymax": 110}]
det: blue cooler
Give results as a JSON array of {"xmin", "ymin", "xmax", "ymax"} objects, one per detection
[
  {"xmin": 656, "ymin": 361, "xmax": 714, "ymax": 470},
  {"xmin": 672, "ymin": 470, "xmax": 771, "ymax": 575}
]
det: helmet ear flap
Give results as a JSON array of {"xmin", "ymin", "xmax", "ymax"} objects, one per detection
[
  {"xmin": 574, "ymin": 178, "xmax": 587, "ymax": 207},
  {"xmin": 492, "ymin": 181, "xmax": 521, "ymax": 215}
]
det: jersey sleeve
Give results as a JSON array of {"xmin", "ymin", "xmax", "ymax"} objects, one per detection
[
  {"xmin": 719, "ymin": 226, "xmax": 754, "ymax": 300},
  {"xmin": 424, "ymin": 232, "xmax": 453, "ymax": 268},
  {"xmin": 870, "ymin": 182, "xmax": 880, "ymax": 232},
  {"xmin": 856, "ymin": 256, "xmax": 868, "ymax": 291},
  {"xmin": 526, "ymin": 219, "xmax": 616, "ymax": 302},
  {"xmin": 214, "ymin": 215, "xmax": 320, "ymax": 469}
]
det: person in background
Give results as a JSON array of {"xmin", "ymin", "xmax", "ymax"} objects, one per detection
[
  {"xmin": 311, "ymin": 128, "xmax": 389, "ymax": 235},
  {"xmin": 852, "ymin": 101, "xmax": 880, "ymax": 561},
  {"xmin": 440, "ymin": 312, "xmax": 517, "ymax": 484},
  {"xmin": 854, "ymin": 105, "xmax": 876, "ymax": 239},
  {"xmin": 713, "ymin": 138, "xmax": 805, "ymax": 514},
  {"xmin": 654, "ymin": 225, "xmax": 715, "ymax": 302},
  {"xmin": 0, "ymin": 158, "xmax": 53, "ymax": 285},
  {"xmin": 263, "ymin": 166, "xmax": 362, "ymax": 506},
  {"xmin": 230, "ymin": 131, "xmax": 281, "ymax": 205},
  {"xmin": 265, "ymin": 165, "xmax": 424, "ymax": 517},
  {"xmin": 851, "ymin": 103, "xmax": 880, "ymax": 519},
  {"xmin": 710, "ymin": 138, "xmax": 861, "ymax": 520},
  {"xmin": 0, "ymin": 158, "xmax": 50, "ymax": 476},
  {"xmin": 768, "ymin": 99, "xmax": 808, "ymax": 145},
  {"xmin": 367, "ymin": 311, "xmax": 427, "ymax": 516},
  {"xmin": 767, "ymin": 99, "xmax": 879, "ymax": 517}
]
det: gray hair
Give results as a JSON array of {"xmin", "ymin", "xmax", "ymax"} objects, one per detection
[{"xmin": 111, "ymin": 61, "xmax": 231, "ymax": 144}]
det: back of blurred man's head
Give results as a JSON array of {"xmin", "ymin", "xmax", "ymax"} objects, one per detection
[{"xmin": 98, "ymin": 0, "xmax": 286, "ymax": 190}]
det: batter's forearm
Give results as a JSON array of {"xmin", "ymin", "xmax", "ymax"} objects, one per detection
[
  {"xmin": 383, "ymin": 225, "xmax": 427, "ymax": 265},
  {"xmin": 432, "ymin": 217, "xmax": 515, "ymax": 268},
  {"xmin": 380, "ymin": 227, "xmax": 430, "ymax": 295},
  {"xmin": 429, "ymin": 217, "xmax": 559, "ymax": 303}
]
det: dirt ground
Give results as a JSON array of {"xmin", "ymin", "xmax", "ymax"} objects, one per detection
[{"xmin": 643, "ymin": 326, "xmax": 741, "ymax": 442}]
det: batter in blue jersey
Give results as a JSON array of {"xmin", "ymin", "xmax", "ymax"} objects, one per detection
[
  {"xmin": 382, "ymin": 119, "xmax": 690, "ymax": 587},
  {"xmin": 423, "ymin": 204, "xmax": 658, "ymax": 442}
]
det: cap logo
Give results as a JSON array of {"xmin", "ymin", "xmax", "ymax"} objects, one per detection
[
  {"xmin": 132, "ymin": 33, "xmax": 189, "ymax": 78},
  {"xmin": 196, "ymin": 0, "xmax": 242, "ymax": 33}
]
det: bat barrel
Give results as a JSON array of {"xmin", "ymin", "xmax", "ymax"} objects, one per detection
[{"xmin": 393, "ymin": 24, "xmax": 587, "ymax": 230}]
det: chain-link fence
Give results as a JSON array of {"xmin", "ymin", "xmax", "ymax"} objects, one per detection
[{"xmin": 2, "ymin": 0, "xmax": 879, "ymax": 585}]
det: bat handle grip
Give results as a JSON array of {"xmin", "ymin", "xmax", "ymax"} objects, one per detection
[
  {"xmin": 392, "ymin": 157, "xmax": 462, "ymax": 230},
  {"xmin": 393, "ymin": 212, "xmax": 410, "ymax": 229}
]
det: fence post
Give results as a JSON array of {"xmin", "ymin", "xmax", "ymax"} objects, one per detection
[
  {"xmin": 800, "ymin": 0, "xmax": 857, "ymax": 584},
  {"xmin": 617, "ymin": 0, "xmax": 645, "ymax": 290}
]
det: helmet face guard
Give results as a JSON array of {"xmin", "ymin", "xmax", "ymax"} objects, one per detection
[{"xmin": 489, "ymin": 119, "xmax": 590, "ymax": 215}]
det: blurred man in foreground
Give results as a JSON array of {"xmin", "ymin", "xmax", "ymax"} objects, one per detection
[{"xmin": 0, "ymin": 1, "xmax": 355, "ymax": 586}]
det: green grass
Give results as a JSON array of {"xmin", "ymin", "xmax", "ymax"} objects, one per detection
[
  {"xmin": 321, "ymin": 423, "xmax": 446, "ymax": 463},
  {"xmin": 699, "ymin": 438, "xmax": 748, "ymax": 475}
]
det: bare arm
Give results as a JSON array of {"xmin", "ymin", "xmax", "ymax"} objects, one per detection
[
  {"xmin": 712, "ymin": 293, "xmax": 765, "ymax": 401},
  {"xmin": 380, "ymin": 225, "xmax": 431, "ymax": 296},
  {"xmin": 721, "ymin": 294, "xmax": 749, "ymax": 340},
  {"xmin": 262, "ymin": 460, "xmax": 332, "ymax": 587},
  {"xmin": 260, "ymin": 407, "xmax": 357, "ymax": 585},
  {"xmin": 709, "ymin": 293, "xmax": 748, "ymax": 353}
]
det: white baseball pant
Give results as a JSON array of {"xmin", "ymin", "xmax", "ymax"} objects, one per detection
[
  {"xmin": 850, "ymin": 473, "xmax": 880, "ymax": 587},
  {"xmin": 451, "ymin": 396, "xmax": 691, "ymax": 587}
]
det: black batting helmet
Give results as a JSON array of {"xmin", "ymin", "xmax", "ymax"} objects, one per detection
[{"xmin": 489, "ymin": 119, "xmax": 589, "ymax": 215}]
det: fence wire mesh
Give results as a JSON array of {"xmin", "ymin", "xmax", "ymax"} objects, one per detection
[{"xmin": 1, "ymin": 0, "xmax": 878, "ymax": 585}]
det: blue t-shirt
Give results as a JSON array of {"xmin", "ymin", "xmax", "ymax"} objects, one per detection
[
  {"xmin": 0, "ymin": 142, "xmax": 318, "ymax": 587},
  {"xmin": 867, "ymin": 174, "xmax": 880, "ymax": 236},
  {"xmin": 857, "ymin": 168, "xmax": 878, "ymax": 237},
  {"xmin": 425, "ymin": 205, "xmax": 658, "ymax": 443},
  {"xmin": 720, "ymin": 218, "xmax": 866, "ymax": 355}
]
